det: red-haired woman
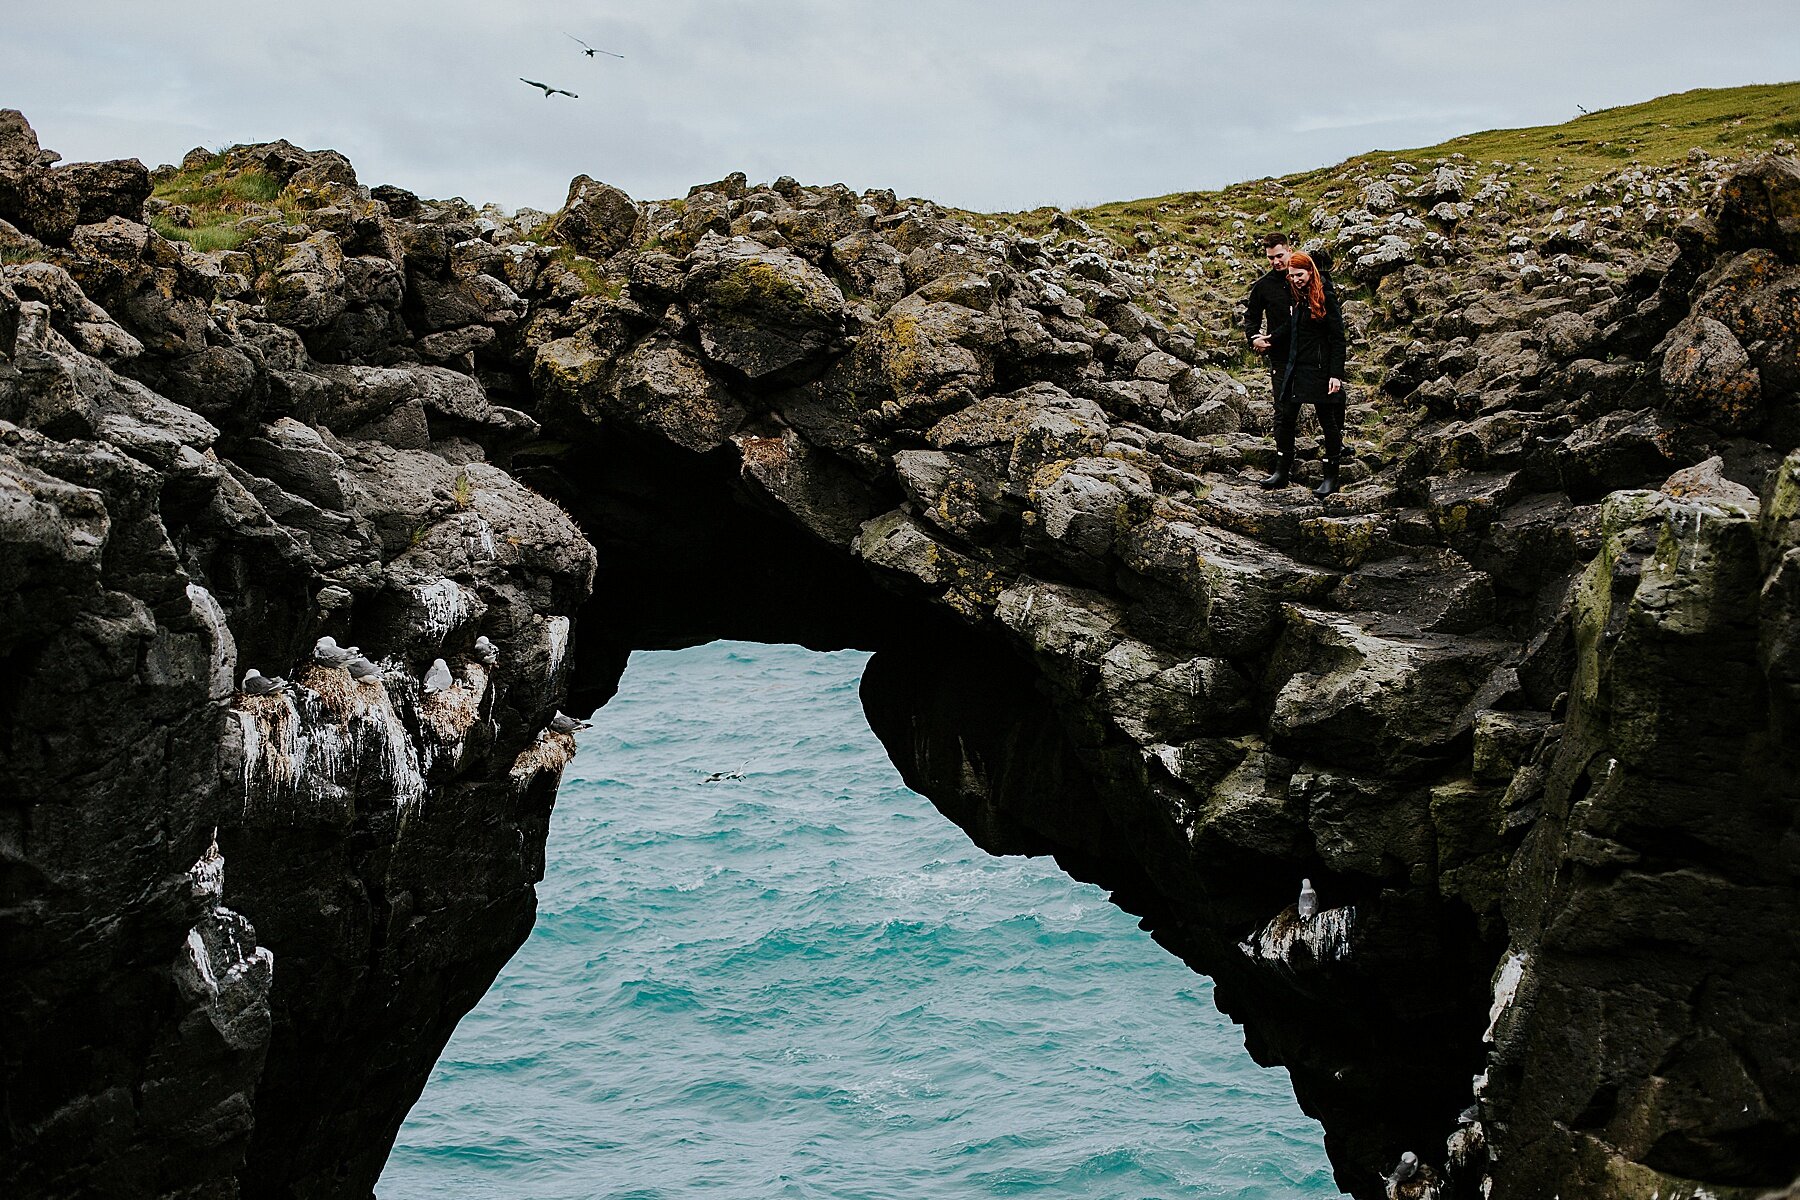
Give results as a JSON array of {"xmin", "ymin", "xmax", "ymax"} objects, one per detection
[{"xmin": 1258, "ymin": 250, "xmax": 1348, "ymax": 498}]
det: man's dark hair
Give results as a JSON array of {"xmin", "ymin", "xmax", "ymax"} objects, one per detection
[{"xmin": 1260, "ymin": 231, "xmax": 1291, "ymax": 249}]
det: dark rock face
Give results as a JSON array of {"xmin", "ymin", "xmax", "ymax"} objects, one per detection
[{"xmin": 2, "ymin": 106, "xmax": 1797, "ymax": 1199}]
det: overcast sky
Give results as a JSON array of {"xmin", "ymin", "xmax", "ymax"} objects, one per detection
[{"xmin": 5, "ymin": 2, "xmax": 1796, "ymax": 214}]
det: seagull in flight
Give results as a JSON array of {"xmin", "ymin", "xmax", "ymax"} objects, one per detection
[
  {"xmin": 1576, "ymin": 104, "xmax": 1591, "ymax": 114},
  {"xmin": 564, "ymin": 33, "xmax": 625, "ymax": 58},
  {"xmin": 701, "ymin": 755, "xmax": 757, "ymax": 784},
  {"xmin": 521, "ymin": 77, "xmax": 579, "ymax": 99}
]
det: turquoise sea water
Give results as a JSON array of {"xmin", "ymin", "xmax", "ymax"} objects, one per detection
[{"xmin": 381, "ymin": 642, "xmax": 1341, "ymax": 1199}]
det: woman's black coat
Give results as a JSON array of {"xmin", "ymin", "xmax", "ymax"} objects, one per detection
[{"xmin": 1273, "ymin": 286, "xmax": 1347, "ymax": 407}]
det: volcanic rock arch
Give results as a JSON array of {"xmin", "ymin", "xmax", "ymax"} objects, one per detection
[{"xmin": 2, "ymin": 111, "xmax": 1797, "ymax": 1200}]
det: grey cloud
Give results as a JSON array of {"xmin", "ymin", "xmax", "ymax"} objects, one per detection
[{"xmin": 3, "ymin": 0, "xmax": 1795, "ymax": 214}]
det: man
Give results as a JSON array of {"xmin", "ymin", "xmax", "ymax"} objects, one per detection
[
  {"xmin": 1243, "ymin": 233, "xmax": 1339, "ymax": 492},
  {"xmin": 1244, "ymin": 231, "xmax": 1297, "ymax": 374}
]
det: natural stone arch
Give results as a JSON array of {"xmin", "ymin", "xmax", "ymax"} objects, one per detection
[{"xmin": 2, "ymin": 108, "xmax": 1798, "ymax": 1200}]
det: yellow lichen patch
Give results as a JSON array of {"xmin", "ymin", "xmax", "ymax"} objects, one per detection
[
  {"xmin": 880, "ymin": 310, "xmax": 924, "ymax": 392},
  {"xmin": 944, "ymin": 564, "xmax": 1007, "ymax": 620},
  {"xmin": 1299, "ymin": 514, "xmax": 1385, "ymax": 569}
]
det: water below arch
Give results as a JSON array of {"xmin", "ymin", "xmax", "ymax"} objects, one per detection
[{"xmin": 382, "ymin": 641, "xmax": 1342, "ymax": 1198}]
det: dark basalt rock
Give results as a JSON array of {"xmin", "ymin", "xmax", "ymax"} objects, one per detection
[{"xmin": 2, "ymin": 109, "xmax": 1797, "ymax": 1200}]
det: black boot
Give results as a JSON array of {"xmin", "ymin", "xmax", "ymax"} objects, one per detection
[
  {"xmin": 1314, "ymin": 407, "xmax": 1344, "ymax": 499},
  {"xmin": 1260, "ymin": 452, "xmax": 1293, "ymax": 489},
  {"xmin": 1264, "ymin": 401, "xmax": 1299, "ymax": 489}
]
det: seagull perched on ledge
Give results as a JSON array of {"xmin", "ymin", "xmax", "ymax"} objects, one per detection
[
  {"xmin": 564, "ymin": 33, "xmax": 624, "ymax": 58},
  {"xmin": 312, "ymin": 635, "xmax": 354, "ymax": 669},
  {"xmin": 549, "ymin": 711, "xmax": 592, "ymax": 735},
  {"xmin": 520, "ymin": 78, "xmax": 579, "ymax": 99},
  {"xmin": 241, "ymin": 668, "xmax": 287, "ymax": 696},
  {"xmin": 423, "ymin": 658, "xmax": 454, "ymax": 694},
  {"xmin": 1297, "ymin": 878, "xmax": 1319, "ymax": 919}
]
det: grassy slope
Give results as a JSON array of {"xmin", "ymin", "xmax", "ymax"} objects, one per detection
[{"xmin": 965, "ymin": 81, "xmax": 1800, "ymax": 369}]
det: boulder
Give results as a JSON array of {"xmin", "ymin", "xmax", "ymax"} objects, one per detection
[
  {"xmin": 685, "ymin": 237, "xmax": 846, "ymax": 379},
  {"xmin": 550, "ymin": 175, "xmax": 639, "ymax": 258}
]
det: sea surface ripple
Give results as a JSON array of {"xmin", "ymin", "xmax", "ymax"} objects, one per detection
[{"xmin": 382, "ymin": 642, "xmax": 1341, "ymax": 1199}]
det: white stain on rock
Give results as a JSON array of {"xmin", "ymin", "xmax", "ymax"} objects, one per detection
[
  {"xmin": 1240, "ymin": 904, "xmax": 1357, "ymax": 970},
  {"xmin": 414, "ymin": 578, "xmax": 478, "ymax": 641},
  {"xmin": 234, "ymin": 665, "xmax": 426, "ymax": 818},
  {"xmin": 176, "ymin": 837, "xmax": 274, "ymax": 1047},
  {"xmin": 186, "ymin": 583, "xmax": 238, "ymax": 700},
  {"xmin": 1484, "ymin": 951, "xmax": 1529, "ymax": 1044},
  {"xmin": 545, "ymin": 614, "xmax": 571, "ymax": 681}
]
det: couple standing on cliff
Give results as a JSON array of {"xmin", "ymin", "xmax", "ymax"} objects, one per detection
[{"xmin": 1244, "ymin": 232, "xmax": 1347, "ymax": 498}]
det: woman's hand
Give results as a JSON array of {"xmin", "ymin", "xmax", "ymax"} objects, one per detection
[{"xmin": 1328, "ymin": 377, "xmax": 1343, "ymax": 395}]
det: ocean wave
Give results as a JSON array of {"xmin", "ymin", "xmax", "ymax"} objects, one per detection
[{"xmin": 384, "ymin": 642, "xmax": 1339, "ymax": 1200}]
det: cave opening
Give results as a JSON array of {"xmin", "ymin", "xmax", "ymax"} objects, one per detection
[{"xmin": 378, "ymin": 640, "xmax": 1341, "ymax": 1198}]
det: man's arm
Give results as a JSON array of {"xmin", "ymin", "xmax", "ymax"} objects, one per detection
[{"xmin": 1244, "ymin": 280, "xmax": 1268, "ymax": 348}]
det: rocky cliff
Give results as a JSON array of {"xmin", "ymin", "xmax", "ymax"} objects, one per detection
[{"xmin": 2, "ymin": 107, "xmax": 1797, "ymax": 1199}]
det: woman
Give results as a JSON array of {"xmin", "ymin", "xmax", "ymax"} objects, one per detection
[{"xmin": 1258, "ymin": 251, "xmax": 1348, "ymax": 498}]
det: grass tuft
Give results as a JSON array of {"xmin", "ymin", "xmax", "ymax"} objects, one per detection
[{"xmin": 148, "ymin": 154, "xmax": 302, "ymax": 253}]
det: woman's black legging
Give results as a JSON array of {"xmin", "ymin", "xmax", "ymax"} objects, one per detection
[{"xmin": 1274, "ymin": 401, "xmax": 1345, "ymax": 463}]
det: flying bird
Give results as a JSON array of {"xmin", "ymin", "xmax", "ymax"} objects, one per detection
[
  {"xmin": 520, "ymin": 77, "xmax": 579, "ymax": 99},
  {"xmin": 1577, "ymin": 104, "xmax": 1591, "ymax": 114},
  {"xmin": 564, "ymin": 33, "xmax": 624, "ymax": 58},
  {"xmin": 702, "ymin": 755, "xmax": 757, "ymax": 784}
]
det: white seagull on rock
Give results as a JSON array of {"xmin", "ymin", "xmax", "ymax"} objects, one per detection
[
  {"xmin": 241, "ymin": 668, "xmax": 287, "ymax": 696},
  {"xmin": 423, "ymin": 658, "xmax": 454, "ymax": 694},
  {"xmin": 1297, "ymin": 878, "xmax": 1319, "ymax": 919},
  {"xmin": 313, "ymin": 636, "xmax": 354, "ymax": 668},
  {"xmin": 549, "ymin": 711, "xmax": 591, "ymax": 735}
]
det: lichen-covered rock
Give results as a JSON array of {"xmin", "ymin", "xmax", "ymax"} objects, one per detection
[
  {"xmin": 551, "ymin": 174, "xmax": 639, "ymax": 258},
  {"xmin": 1659, "ymin": 313, "xmax": 1762, "ymax": 429},
  {"xmin": 685, "ymin": 236, "xmax": 846, "ymax": 379},
  {"xmin": 4, "ymin": 120, "xmax": 1799, "ymax": 1200}
]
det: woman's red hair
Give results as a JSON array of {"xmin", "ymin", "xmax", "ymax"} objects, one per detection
[{"xmin": 1288, "ymin": 251, "xmax": 1326, "ymax": 320}]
